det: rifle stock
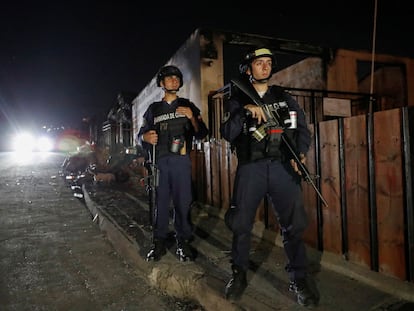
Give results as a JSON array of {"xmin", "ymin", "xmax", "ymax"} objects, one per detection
[{"xmin": 231, "ymin": 78, "xmax": 328, "ymax": 207}]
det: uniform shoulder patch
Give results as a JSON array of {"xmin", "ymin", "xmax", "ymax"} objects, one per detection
[{"xmin": 222, "ymin": 112, "xmax": 230, "ymax": 123}]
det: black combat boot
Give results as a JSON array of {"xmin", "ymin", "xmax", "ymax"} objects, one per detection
[
  {"xmin": 289, "ymin": 277, "xmax": 319, "ymax": 307},
  {"xmin": 176, "ymin": 239, "xmax": 194, "ymax": 262},
  {"xmin": 146, "ymin": 239, "xmax": 166, "ymax": 261},
  {"xmin": 225, "ymin": 264, "xmax": 247, "ymax": 300}
]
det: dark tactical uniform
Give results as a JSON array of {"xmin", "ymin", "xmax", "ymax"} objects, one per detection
[
  {"xmin": 222, "ymin": 82, "xmax": 311, "ymax": 275},
  {"xmin": 138, "ymin": 97, "xmax": 208, "ymax": 254},
  {"xmin": 222, "ymin": 74, "xmax": 319, "ymax": 306}
]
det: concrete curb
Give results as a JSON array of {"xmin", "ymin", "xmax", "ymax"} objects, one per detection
[
  {"xmin": 82, "ymin": 184, "xmax": 240, "ymax": 311},
  {"xmin": 82, "ymin": 184, "xmax": 414, "ymax": 310}
]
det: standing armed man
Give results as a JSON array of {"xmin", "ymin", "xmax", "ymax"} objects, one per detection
[
  {"xmin": 221, "ymin": 47, "xmax": 319, "ymax": 307},
  {"xmin": 138, "ymin": 65, "xmax": 208, "ymax": 262}
]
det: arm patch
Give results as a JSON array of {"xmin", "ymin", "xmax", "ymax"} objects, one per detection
[{"xmin": 222, "ymin": 112, "xmax": 231, "ymax": 123}]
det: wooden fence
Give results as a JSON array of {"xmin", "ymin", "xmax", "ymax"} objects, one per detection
[{"xmin": 191, "ymin": 106, "xmax": 414, "ymax": 282}]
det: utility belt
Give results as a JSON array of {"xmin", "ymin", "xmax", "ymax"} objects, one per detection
[{"xmin": 238, "ymin": 151, "xmax": 282, "ymax": 164}]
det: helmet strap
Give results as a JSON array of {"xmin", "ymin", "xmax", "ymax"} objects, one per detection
[
  {"xmin": 161, "ymin": 81, "xmax": 180, "ymax": 93},
  {"xmin": 163, "ymin": 87, "xmax": 179, "ymax": 93},
  {"xmin": 249, "ymin": 73, "xmax": 270, "ymax": 84},
  {"xmin": 246, "ymin": 65, "xmax": 271, "ymax": 84}
]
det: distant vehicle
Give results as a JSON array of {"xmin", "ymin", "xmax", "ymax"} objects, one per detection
[
  {"xmin": 10, "ymin": 131, "xmax": 55, "ymax": 153},
  {"xmin": 0, "ymin": 119, "xmax": 91, "ymax": 155}
]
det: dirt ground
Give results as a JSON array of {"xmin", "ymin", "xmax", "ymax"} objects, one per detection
[
  {"xmin": 0, "ymin": 152, "xmax": 203, "ymax": 311},
  {"xmin": 4, "ymin": 151, "xmax": 414, "ymax": 311}
]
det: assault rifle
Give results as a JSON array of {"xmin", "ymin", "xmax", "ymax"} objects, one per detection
[
  {"xmin": 143, "ymin": 144, "xmax": 159, "ymax": 241},
  {"xmin": 231, "ymin": 78, "xmax": 328, "ymax": 207}
]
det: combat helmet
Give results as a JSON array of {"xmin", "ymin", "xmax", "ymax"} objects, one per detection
[
  {"xmin": 239, "ymin": 47, "xmax": 277, "ymax": 77},
  {"xmin": 156, "ymin": 65, "xmax": 183, "ymax": 88}
]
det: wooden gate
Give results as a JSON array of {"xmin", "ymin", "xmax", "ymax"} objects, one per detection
[{"xmin": 192, "ymin": 100, "xmax": 414, "ymax": 282}]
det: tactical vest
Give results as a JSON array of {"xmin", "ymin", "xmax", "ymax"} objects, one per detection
[
  {"xmin": 232, "ymin": 86, "xmax": 298, "ymax": 164},
  {"xmin": 150, "ymin": 98, "xmax": 193, "ymax": 159}
]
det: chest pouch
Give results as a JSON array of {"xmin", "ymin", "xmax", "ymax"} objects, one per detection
[
  {"xmin": 170, "ymin": 135, "xmax": 186, "ymax": 154},
  {"xmin": 265, "ymin": 127, "xmax": 283, "ymax": 156}
]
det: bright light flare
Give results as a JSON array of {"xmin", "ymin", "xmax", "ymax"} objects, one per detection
[
  {"xmin": 11, "ymin": 132, "xmax": 54, "ymax": 153},
  {"xmin": 12, "ymin": 132, "xmax": 35, "ymax": 152},
  {"xmin": 37, "ymin": 136, "xmax": 54, "ymax": 152}
]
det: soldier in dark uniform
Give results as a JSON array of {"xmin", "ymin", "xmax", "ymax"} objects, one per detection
[
  {"xmin": 138, "ymin": 65, "xmax": 208, "ymax": 262},
  {"xmin": 221, "ymin": 48, "xmax": 319, "ymax": 307}
]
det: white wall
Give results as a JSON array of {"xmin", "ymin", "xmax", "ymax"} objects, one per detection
[{"xmin": 131, "ymin": 29, "xmax": 202, "ymax": 144}]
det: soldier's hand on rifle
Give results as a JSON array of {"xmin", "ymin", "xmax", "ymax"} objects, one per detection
[
  {"xmin": 244, "ymin": 104, "xmax": 267, "ymax": 124},
  {"xmin": 143, "ymin": 130, "xmax": 158, "ymax": 145},
  {"xmin": 290, "ymin": 153, "xmax": 306, "ymax": 176}
]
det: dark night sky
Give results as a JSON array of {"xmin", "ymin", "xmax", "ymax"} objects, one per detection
[{"xmin": 0, "ymin": 1, "xmax": 412, "ymax": 131}]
